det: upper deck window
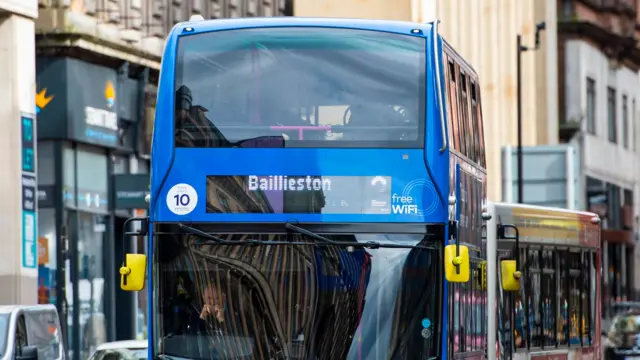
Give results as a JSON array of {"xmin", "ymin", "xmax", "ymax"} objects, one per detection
[{"xmin": 174, "ymin": 27, "xmax": 426, "ymax": 148}]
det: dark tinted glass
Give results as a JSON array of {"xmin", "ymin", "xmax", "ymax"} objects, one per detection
[
  {"xmin": 174, "ymin": 27, "xmax": 426, "ymax": 148},
  {"xmin": 206, "ymin": 175, "xmax": 394, "ymax": 215},
  {"xmin": 153, "ymin": 229, "xmax": 440, "ymax": 359}
]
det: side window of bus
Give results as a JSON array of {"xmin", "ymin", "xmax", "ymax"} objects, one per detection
[
  {"xmin": 470, "ymin": 82, "xmax": 481, "ymax": 165},
  {"xmin": 443, "ymin": 55, "xmax": 455, "ymax": 149},
  {"xmin": 515, "ymin": 248, "xmax": 595, "ymax": 349},
  {"xmin": 447, "ymin": 60, "xmax": 460, "ymax": 152},
  {"xmin": 475, "ymin": 84, "xmax": 486, "ymax": 168},
  {"xmin": 463, "ymin": 74, "xmax": 477, "ymax": 163},
  {"xmin": 457, "ymin": 71, "xmax": 466, "ymax": 157},
  {"xmin": 458, "ymin": 72, "xmax": 471, "ymax": 160}
]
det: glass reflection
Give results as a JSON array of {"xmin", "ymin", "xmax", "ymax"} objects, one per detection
[
  {"xmin": 37, "ymin": 209, "xmax": 57, "ymax": 305},
  {"xmin": 77, "ymin": 213, "xmax": 107, "ymax": 360},
  {"xmin": 153, "ymin": 229, "xmax": 440, "ymax": 360},
  {"xmin": 174, "ymin": 27, "xmax": 425, "ymax": 149},
  {"xmin": 204, "ymin": 175, "xmax": 402, "ymax": 216}
]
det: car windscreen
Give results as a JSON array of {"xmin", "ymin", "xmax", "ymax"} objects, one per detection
[
  {"xmin": 174, "ymin": 27, "xmax": 426, "ymax": 149},
  {"xmin": 611, "ymin": 314, "xmax": 640, "ymax": 333},
  {"xmin": 24, "ymin": 310, "xmax": 63, "ymax": 359}
]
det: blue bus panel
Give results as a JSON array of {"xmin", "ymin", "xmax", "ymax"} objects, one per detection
[
  {"xmin": 153, "ymin": 147, "xmax": 448, "ymax": 223},
  {"xmin": 150, "ymin": 17, "xmax": 451, "ymax": 224}
]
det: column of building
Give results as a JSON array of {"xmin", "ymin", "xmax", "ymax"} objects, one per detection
[{"xmin": 0, "ymin": 0, "xmax": 38, "ymax": 305}]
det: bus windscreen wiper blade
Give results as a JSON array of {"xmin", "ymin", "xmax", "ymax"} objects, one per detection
[
  {"xmin": 179, "ymin": 222, "xmax": 341, "ymax": 247},
  {"xmin": 284, "ymin": 223, "xmax": 430, "ymax": 250},
  {"xmin": 284, "ymin": 223, "xmax": 341, "ymax": 244},
  {"xmin": 178, "ymin": 222, "xmax": 431, "ymax": 250},
  {"xmin": 176, "ymin": 223, "xmax": 255, "ymax": 245}
]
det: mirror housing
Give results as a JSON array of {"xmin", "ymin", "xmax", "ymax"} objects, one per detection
[
  {"xmin": 444, "ymin": 244, "xmax": 470, "ymax": 282},
  {"xmin": 120, "ymin": 253, "xmax": 147, "ymax": 291},
  {"xmin": 498, "ymin": 224, "xmax": 521, "ymax": 291},
  {"xmin": 16, "ymin": 345, "xmax": 38, "ymax": 360},
  {"xmin": 500, "ymin": 259, "xmax": 522, "ymax": 291}
]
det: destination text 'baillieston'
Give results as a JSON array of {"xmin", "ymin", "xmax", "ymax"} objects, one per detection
[{"xmin": 247, "ymin": 175, "xmax": 332, "ymax": 191}]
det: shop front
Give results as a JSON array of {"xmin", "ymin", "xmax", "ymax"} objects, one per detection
[{"xmin": 36, "ymin": 56, "xmax": 154, "ymax": 360}]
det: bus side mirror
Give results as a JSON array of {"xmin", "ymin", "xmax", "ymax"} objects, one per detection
[
  {"xmin": 444, "ymin": 244, "xmax": 470, "ymax": 282},
  {"xmin": 500, "ymin": 259, "xmax": 521, "ymax": 291},
  {"xmin": 498, "ymin": 224, "xmax": 521, "ymax": 291},
  {"xmin": 120, "ymin": 253, "xmax": 147, "ymax": 291}
]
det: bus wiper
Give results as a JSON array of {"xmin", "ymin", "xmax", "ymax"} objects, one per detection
[
  {"xmin": 179, "ymin": 222, "xmax": 339, "ymax": 247},
  {"xmin": 284, "ymin": 223, "xmax": 341, "ymax": 244},
  {"xmin": 178, "ymin": 222, "xmax": 433, "ymax": 250},
  {"xmin": 284, "ymin": 223, "xmax": 432, "ymax": 250},
  {"xmin": 177, "ymin": 223, "xmax": 257, "ymax": 245}
]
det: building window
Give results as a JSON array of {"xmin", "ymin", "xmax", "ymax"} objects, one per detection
[
  {"xmin": 586, "ymin": 176, "xmax": 606, "ymax": 215},
  {"xmin": 37, "ymin": 209, "xmax": 57, "ymax": 305},
  {"xmin": 633, "ymin": 99, "xmax": 637, "ymax": 151},
  {"xmin": 608, "ymin": 87, "xmax": 617, "ymax": 143},
  {"xmin": 112, "ymin": 155, "xmax": 129, "ymax": 175},
  {"xmin": 77, "ymin": 212, "xmax": 107, "ymax": 360},
  {"xmin": 624, "ymin": 188, "xmax": 633, "ymax": 207},
  {"xmin": 586, "ymin": 78, "xmax": 596, "ymax": 134},
  {"xmin": 76, "ymin": 146, "xmax": 109, "ymax": 213},
  {"xmin": 63, "ymin": 144, "xmax": 76, "ymax": 209},
  {"xmin": 623, "ymin": 95, "xmax": 629, "ymax": 148},
  {"xmin": 607, "ymin": 183, "xmax": 622, "ymax": 229}
]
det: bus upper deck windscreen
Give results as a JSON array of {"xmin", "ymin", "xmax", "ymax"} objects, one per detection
[{"xmin": 174, "ymin": 27, "xmax": 426, "ymax": 148}]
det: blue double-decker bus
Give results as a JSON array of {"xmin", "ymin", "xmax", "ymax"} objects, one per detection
[{"xmin": 119, "ymin": 16, "xmax": 488, "ymax": 360}]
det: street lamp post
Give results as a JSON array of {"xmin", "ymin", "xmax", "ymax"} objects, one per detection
[{"xmin": 516, "ymin": 22, "xmax": 546, "ymax": 203}]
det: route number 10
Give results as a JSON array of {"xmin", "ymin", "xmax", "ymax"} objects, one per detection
[{"xmin": 174, "ymin": 194, "xmax": 190, "ymax": 206}]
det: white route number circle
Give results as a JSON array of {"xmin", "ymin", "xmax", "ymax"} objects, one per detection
[{"xmin": 166, "ymin": 183, "xmax": 198, "ymax": 215}]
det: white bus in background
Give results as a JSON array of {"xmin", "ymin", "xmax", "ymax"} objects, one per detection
[{"xmin": 484, "ymin": 202, "xmax": 602, "ymax": 360}]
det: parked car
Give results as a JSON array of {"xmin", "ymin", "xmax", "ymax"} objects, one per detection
[
  {"xmin": 87, "ymin": 340, "xmax": 147, "ymax": 360},
  {"xmin": 0, "ymin": 304, "xmax": 65, "ymax": 360},
  {"xmin": 603, "ymin": 307, "xmax": 640, "ymax": 360}
]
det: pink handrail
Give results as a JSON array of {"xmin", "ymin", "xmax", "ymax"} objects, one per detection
[{"xmin": 269, "ymin": 125, "xmax": 332, "ymax": 140}]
